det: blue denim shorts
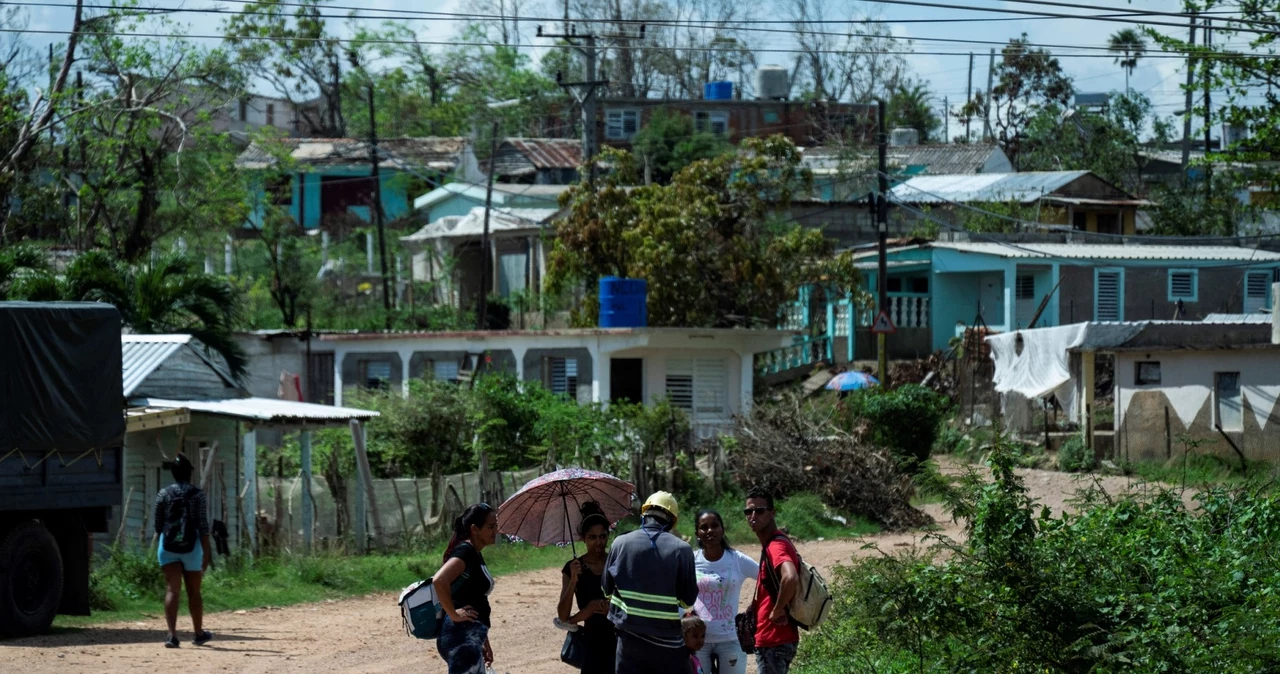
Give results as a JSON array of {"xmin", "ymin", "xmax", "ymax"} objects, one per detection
[
  {"xmin": 436, "ymin": 615, "xmax": 488, "ymax": 674},
  {"xmin": 157, "ymin": 535, "xmax": 204, "ymax": 572}
]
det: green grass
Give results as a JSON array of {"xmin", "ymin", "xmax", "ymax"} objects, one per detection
[
  {"xmin": 63, "ymin": 491, "xmax": 878, "ymax": 628},
  {"xmin": 1121, "ymin": 452, "xmax": 1280, "ymax": 488}
]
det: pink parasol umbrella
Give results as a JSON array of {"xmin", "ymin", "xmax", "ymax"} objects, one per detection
[{"xmin": 497, "ymin": 468, "xmax": 635, "ymax": 556}]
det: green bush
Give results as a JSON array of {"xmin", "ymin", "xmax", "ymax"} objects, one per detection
[
  {"xmin": 1057, "ymin": 433, "xmax": 1095, "ymax": 472},
  {"xmin": 932, "ymin": 423, "xmax": 969, "ymax": 455},
  {"xmin": 842, "ymin": 384, "xmax": 950, "ymax": 470},
  {"xmin": 90, "ymin": 545, "xmax": 165, "ymax": 606},
  {"xmin": 796, "ymin": 444, "xmax": 1280, "ymax": 673}
]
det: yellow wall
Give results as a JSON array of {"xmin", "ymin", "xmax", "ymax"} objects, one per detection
[{"xmin": 1079, "ymin": 209, "xmax": 1136, "ymax": 235}]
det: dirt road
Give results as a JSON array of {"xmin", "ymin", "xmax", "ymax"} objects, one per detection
[{"xmin": 0, "ymin": 464, "xmax": 1161, "ymax": 673}]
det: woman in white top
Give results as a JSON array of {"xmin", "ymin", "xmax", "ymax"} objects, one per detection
[{"xmin": 692, "ymin": 509, "xmax": 759, "ymax": 674}]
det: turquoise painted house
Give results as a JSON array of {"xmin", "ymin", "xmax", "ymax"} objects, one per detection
[
  {"xmin": 851, "ymin": 241, "xmax": 1280, "ymax": 353},
  {"xmin": 234, "ymin": 137, "xmax": 479, "ymax": 230}
]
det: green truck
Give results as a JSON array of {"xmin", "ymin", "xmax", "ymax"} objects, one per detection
[{"xmin": 0, "ymin": 302, "xmax": 124, "ymax": 637}]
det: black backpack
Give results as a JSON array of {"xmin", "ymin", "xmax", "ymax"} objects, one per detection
[{"xmin": 161, "ymin": 485, "xmax": 201, "ymax": 554}]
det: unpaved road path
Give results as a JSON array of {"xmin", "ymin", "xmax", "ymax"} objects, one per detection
[{"xmin": 1, "ymin": 462, "xmax": 1167, "ymax": 673}]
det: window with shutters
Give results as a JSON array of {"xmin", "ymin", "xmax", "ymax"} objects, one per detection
[
  {"xmin": 1135, "ymin": 361, "xmax": 1161, "ymax": 386},
  {"xmin": 548, "ymin": 357, "xmax": 578, "ymax": 397},
  {"xmin": 1244, "ymin": 270, "xmax": 1272, "ymax": 313},
  {"xmin": 605, "ymin": 109, "xmax": 640, "ymax": 140},
  {"xmin": 665, "ymin": 358, "xmax": 728, "ymax": 423},
  {"xmin": 432, "ymin": 360, "xmax": 460, "ymax": 382},
  {"xmin": 1015, "ymin": 275, "xmax": 1035, "ymax": 301},
  {"xmin": 1167, "ymin": 269, "xmax": 1198, "ymax": 302},
  {"xmin": 1094, "ymin": 268, "xmax": 1123, "ymax": 322},
  {"xmin": 359, "ymin": 359, "xmax": 393, "ymax": 390},
  {"xmin": 694, "ymin": 110, "xmax": 729, "ymax": 135}
]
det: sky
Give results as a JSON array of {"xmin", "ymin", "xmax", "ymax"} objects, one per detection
[{"xmin": 14, "ymin": 0, "xmax": 1245, "ymax": 142}]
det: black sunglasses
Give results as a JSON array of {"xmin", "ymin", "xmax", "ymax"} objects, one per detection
[{"xmin": 743, "ymin": 507, "xmax": 772, "ymax": 516}]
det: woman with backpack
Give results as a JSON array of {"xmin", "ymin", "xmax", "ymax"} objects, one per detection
[
  {"xmin": 433, "ymin": 503, "xmax": 499, "ymax": 673},
  {"xmin": 556, "ymin": 501, "xmax": 616, "ymax": 674},
  {"xmin": 153, "ymin": 453, "xmax": 213, "ymax": 649},
  {"xmin": 692, "ymin": 509, "xmax": 758, "ymax": 674}
]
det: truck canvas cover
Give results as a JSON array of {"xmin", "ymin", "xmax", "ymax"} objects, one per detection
[{"xmin": 0, "ymin": 302, "xmax": 125, "ymax": 453}]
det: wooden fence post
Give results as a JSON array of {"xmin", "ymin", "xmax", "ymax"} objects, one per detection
[{"xmin": 350, "ymin": 420, "xmax": 384, "ymax": 552}]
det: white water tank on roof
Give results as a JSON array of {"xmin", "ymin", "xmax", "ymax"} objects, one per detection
[
  {"xmin": 890, "ymin": 127, "xmax": 919, "ymax": 147},
  {"xmin": 756, "ymin": 65, "xmax": 790, "ymax": 101}
]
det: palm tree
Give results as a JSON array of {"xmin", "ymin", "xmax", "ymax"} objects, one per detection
[
  {"xmin": 62, "ymin": 252, "xmax": 248, "ymax": 380},
  {"xmin": 0, "ymin": 244, "xmax": 60, "ymax": 301},
  {"xmin": 1108, "ymin": 28, "xmax": 1147, "ymax": 93}
]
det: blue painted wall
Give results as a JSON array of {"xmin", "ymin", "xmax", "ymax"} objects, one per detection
[{"xmin": 245, "ymin": 167, "xmax": 427, "ymax": 230}]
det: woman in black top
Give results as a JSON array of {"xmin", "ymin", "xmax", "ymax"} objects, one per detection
[
  {"xmin": 557, "ymin": 501, "xmax": 616, "ymax": 674},
  {"xmin": 433, "ymin": 503, "xmax": 499, "ymax": 673}
]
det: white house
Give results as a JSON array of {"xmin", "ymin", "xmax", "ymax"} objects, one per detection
[{"xmin": 320, "ymin": 328, "xmax": 797, "ymax": 439}]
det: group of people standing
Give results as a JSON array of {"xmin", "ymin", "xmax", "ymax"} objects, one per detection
[{"xmin": 431, "ymin": 488, "xmax": 802, "ymax": 674}]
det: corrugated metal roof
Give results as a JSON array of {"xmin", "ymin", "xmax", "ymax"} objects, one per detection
[
  {"xmin": 803, "ymin": 144, "xmax": 1006, "ymax": 175},
  {"xmin": 932, "ymin": 242, "xmax": 1280, "ymax": 261},
  {"xmin": 122, "ymin": 335, "xmax": 192, "ymax": 397},
  {"xmin": 501, "ymin": 138, "xmax": 582, "ymax": 170},
  {"xmin": 235, "ymin": 137, "xmax": 469, "ymax": 171},
  {"xmin": 400, "ymin": 207, "xmax": 557, "ymax": 244},
  {"xmin": 1204, "ymin": 313, "xmax": 1272, "ymax": 324},
  {"xmin": 891, "ymin": 171, "xmax": 1091, "ymax": 204},
  {"xmin": 136, "ymin": 398, "xmax": 379, "ymax": 424}
]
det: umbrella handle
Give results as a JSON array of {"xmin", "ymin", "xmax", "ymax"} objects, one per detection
[{"xmin": 563, "ymin": 491, "xmax": 578, "ymax": 559}]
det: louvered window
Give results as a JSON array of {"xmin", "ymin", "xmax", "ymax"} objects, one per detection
[
  {"xmin": 1245, "ymin": 270, "xmax": 1272, "ymax": 313},
  {"xmin": 605, "ymin": 109, "xmax": 640, "ymax": 140},
  {"xmin": 665, "ymin": 358, "xmax": 728, "ymax": 423},
  {"xmin": 548, "ymin": 357, "xmax": 578, "ymax": 397},
  {"xmin": 1095, "ymin": 268, "xmax": 1123, "ymax": 322},
  {"xmin": 359, "ymin": 359, "xmax": 393, "ymax": 390},
  {"xmin": 1168, "ymin": 269, "xmax": 1197, "ymax": 301},
  {"xmin": 432, "ymin": 360, "xmax": 459, "ymax": 382},
  {"xmin": 1015, "ymin": 275, "xmax": 1035, "ymax": 301}
]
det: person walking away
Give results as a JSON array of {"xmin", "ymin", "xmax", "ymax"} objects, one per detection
[
  {"xmin": 603, "ymin": 491, "xmax": 698, "ymax": 674},
  {"xmin": 154, "ymin": 453, "xmax": 213, "ymax": 649},
  {"xmin": 745, "ymin": 488, "xmax": 800, "ymax": 674},
  {"xmin": 557, "ymin": 501, "xmax": 616, "ymax": 674},
  {"xmin": 682, "ymin": 613, "xmax": 707, "ymax": 674},
  {"xmin": 433, "ymin": 504, "xmax": 499, "ymax": 673},
  {"xmin": 692, "ymin": 509, "xmax": 757, "ymax": 674}
]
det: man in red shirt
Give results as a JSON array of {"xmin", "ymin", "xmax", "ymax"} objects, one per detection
[{"xmin": 745, "ymin": 487, "xmax": 800, "ymax": 673}]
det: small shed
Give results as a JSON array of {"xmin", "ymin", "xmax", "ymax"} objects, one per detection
[{"xmin": 117, "ymin": 335, "xmax": 377, "ymax": 556}]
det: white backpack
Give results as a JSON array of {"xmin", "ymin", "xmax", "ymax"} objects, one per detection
[
  {"xmin": 398, "ymin": 579, "xmax": 444, "ymax": 640},
  {"xmin": 764, "ymin": 534, "xmax": 833, "ymax": 630}
]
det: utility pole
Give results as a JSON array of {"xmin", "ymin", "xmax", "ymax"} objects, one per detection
[
  {"xmin": 539, "ymin": 20, "xmax": 640, "ymax": 178},
  {"xmin": 943, "ymin": 96, "xmax": 949, "ymax": 144},
  {"xmin": 1203, "ymin": 18, "xmax": 1213, "ymax": 203},
  {"xmin": 1181, "ymin": 10, "xmax": 1197, "ymax": 186},
  {"xmin": 984, "ymin": 48, "xmax": 995, "ymax": 141},
  {"xmin": 477, "ymin": 121, "xmax": 500, "ymax": 331},
  {"xmin": 876, "ymin": 100, "xmax": 890, "ymax": 385},
  {"xmin": 965, "ymin": 52, "xmax": 974, "ymax": 142},
  {"xmin": 365, "ymin": 83, "xmax": 392, "ymax": 328}
]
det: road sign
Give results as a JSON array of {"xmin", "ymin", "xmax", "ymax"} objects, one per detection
[{"xmin": 870, "ymin": 310, "xmax": 897, "ymax": 335}]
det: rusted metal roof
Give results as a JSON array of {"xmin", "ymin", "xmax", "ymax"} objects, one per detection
[
  {"xmin": 501, "ymin": 138, "xmax": 582, "ymax": 170},
  {"xmin": 235, "ymin": 137, "xmax": 469, "ymax": 171}
]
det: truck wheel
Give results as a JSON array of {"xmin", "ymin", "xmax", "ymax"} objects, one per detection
[{"xmin": 0, "ymin": 521, "xmax": 64, "ymax": 638}]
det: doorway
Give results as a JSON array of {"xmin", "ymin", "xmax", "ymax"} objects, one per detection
[{"xmin": 610, "ymin": 359, "xmax": 644, "ymax": 404}]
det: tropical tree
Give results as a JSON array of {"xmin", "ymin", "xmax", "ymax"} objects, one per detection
[
  {"xmin": 0, "ymin": 243, "xmax": 58, "ymax": 300},
  {"xmin": 887, "ymin": 82, "xmax": 942, "ymax": 143},
  {"xmin": 549, "ymin": 135, "xmax": 858, "ymax": 328},
  {"xmin": 1108, "ymin": 28, "xmax": 1147, "ymax": 92},
  {"xmin": 64, "ymin": 252, "xmax": 247, "ymax": 379},
  {"xmin": 630, "ymin": 110, "xmax": 732, "ymax": 184},
  {"xmin": 959, "ymin": 34, "xmax": 1073, "ymax": 167}
]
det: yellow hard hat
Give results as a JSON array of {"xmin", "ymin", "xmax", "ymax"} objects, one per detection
[{"xmin": 641, "ymin": 491, "xmax": 679, "ymax": 523}]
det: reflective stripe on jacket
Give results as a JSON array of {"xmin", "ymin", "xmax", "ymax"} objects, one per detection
[{"xmin": 602, "ymin": 522, "xmax": 698, "ymax": 640}]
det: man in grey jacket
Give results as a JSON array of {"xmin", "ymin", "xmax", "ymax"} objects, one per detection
[{"xmin": 603, "ymin": 491, "xmax": 698, "ymax": 673}]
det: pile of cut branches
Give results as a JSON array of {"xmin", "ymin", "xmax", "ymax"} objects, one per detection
[{"xmin": 730, "ymin": 397, "xmax": 932, "ymax": 531}]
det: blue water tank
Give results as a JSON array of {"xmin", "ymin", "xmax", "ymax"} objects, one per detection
[
  {"xmin": 599, "ymin": 276, "xmax": 648, "ymax": 328},
  {"xmin": 703, "ymin": 81, "xmax": 733, "ymax": 100}
]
